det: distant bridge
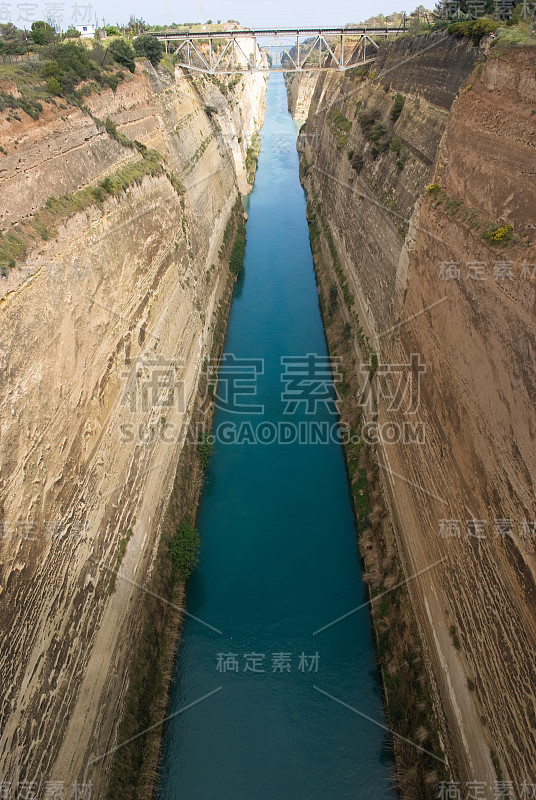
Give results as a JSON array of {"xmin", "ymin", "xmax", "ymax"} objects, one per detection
[{"xmin": 153, "ymin": 27, "xmax": 406, "ymax": 74}]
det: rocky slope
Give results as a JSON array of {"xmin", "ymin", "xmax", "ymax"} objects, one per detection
[
  {"xmin": 0, "ymin": 59, "xmax": 265, "ymax": 796},
  {"xmin": 285, "ymin": 71, "xmax": 319, "ymax": 122},
  {"xmin": 297, "ymin": 32, "xmax": 536, "ymax": 793}
]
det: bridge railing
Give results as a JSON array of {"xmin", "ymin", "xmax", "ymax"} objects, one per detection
[{"xmin": 153, "ymin": 27, "xmax": 406, "ymax": 74}]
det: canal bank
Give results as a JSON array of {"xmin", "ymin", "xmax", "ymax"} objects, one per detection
[{"xmin": 157, "ymin": 74, "xmax": 397, "ymax": 799}]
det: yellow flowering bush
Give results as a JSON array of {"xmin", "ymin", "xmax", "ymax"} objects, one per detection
[{"xmin": 482, "ymin": 224, "xmax": 513, "ymax": 244}]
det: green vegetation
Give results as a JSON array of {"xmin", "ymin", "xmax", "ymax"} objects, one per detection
[
  {"xmin": 426, "ymin": 184, "xmax": 521, "ymax": 244},
  {"xmin": 42, "ymin": 41, "xmax": 101, "ymax": 96},
  {"xmin": 327, "ymin": 107, "xmax": 352, "ymax": 149},
  {"xmin": 328, "ymin": 283, "xmax": 338, "ymax": 316},
  {"xmin": 184, "ymin": 133, "xmax": 215, "ymax": 174},
  {"xmin": 168, "ymin": 521, "xmax": 200, "ymax": 580},
  {"xmin": 45, "ymin": 150, "xmax": 163, "ymax": 217},
  {"xmin": 358, "ymin": 110, "xmax": 393, "ymax": 158},
  {"xmin": 245, "ymin": 132, "xmax": 261, "ymax": 184},
  {"xmin": 490, "ymin": 748, "xmax": 503, "ymax": 780},
  {"xmin": 447, "ymin": 18, "xmax": 499, "ymax": 43},
  {"xmin": 30, "ymin": 20, "xmax": 55, "ymax": 45},
  {"xmin": 490, "ymin": 22, "xmax": 536, "ymax": 51},
  {"xmin": 108, "ymin": 528, "xmax": 134, "ymax": 593},
  {"xmin": 204, "ymin": 72, "xmax": 242, "ymax": 96},
  {"xmin": 389, "ymin": 92, "xmax": 405, "ymax": 124},
  {"xmin": 0, "ymin": 22, "xmax": 33, "ymax": 56},
  {"xmin": 133, "ymin": 33, "xmax": 163, "ymax": 67},
  {"xmin": 0, "ymin": 34, "xmax": 127, "ymax": 115},
  {"xmin": 0, "ymin": 91, "xmax": 42, "ymax": 120},
  {"xmin": 357, "ymin": 97, "xmax": 408, "ymax": 163},
  {"xmin": 104, "ymin": 116, "xmax": 132, "ymax": 147},
  {"xmin": 107, "ymin": 38, "xmax": 136, "ymax": 73},
  {"xmin": 0, "ymin": 233, "xmax": 26, "ymax": 272},
  {"xmin": 229, "ymin": 220, "xmax": 246, "ymax": 276},
  {"xmin": 348, "ymin": 149, "xmax": 364, "ymax": 173},
  {"xmin": 449, "ymin": 624, "xmax": 462, "ymax": 650},
  {"xmin": 482, "ymin": 223, "xmax": 513, "ymax": 243},
  {"xmin": 167, "ymin": 171, "xmax": 186, "ymax": 195},
  {"xmin": 198, "ymin": 431, "xmax": 215, "ymax": 470}
]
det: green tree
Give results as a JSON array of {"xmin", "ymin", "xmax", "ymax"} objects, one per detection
[
  {"xmin": 133, "ymin": 33, "xmax": 163, "ymax": 67},
  {"xmin": 108, "ymin": 38, "xmax": 136, "ymax": 72},
  {"xmin": 168, "ymin": 522, "xmax": 200, "ymax": 580},
  {"xmin": 45, "ymin": 76, "xmax": 62, "ymax": 94},
  {"xmin": 64, "ymin": 26, "xmax": 81, "ymax": 38},
  {"xmin": 0, "ymin": 23, "xmax": 30, "ymax": 56},
  {"xmin": 105, "ymin": 25, "xmax": 119, "ymax": 36},
  {"xmin": 30, "ymin": 20, "xmax": 56, "ymax": 45}
]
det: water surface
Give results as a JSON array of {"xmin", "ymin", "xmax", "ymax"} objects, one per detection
[{"xmin": 158, "ymin": 73, "xmax": 395, "ymax": 800}]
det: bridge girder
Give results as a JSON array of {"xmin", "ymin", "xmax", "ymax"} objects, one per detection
[{"xmin": 153, "ymin": 27, "xmax": 405, "ymax": 74}]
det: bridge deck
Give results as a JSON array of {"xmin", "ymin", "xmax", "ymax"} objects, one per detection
[{"xmin": 154, "ymin": 27, "xmax": 406, "ymax": 39}]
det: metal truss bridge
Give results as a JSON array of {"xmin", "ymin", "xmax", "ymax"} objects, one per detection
[{"xmin": 153, "ymin": 27, "xmax": 406, "ymax": 74}]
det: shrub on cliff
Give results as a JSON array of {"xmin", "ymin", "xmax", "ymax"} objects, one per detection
[
  {"xmin": 327, "ymin": 107, "xmax": 353, "ymax": 149},
  {"xmin": 389, "ymin": 93, "xmax": 405, "ymax": 124},
  {"xmin": 358, "ymin": 110, "xmax": 380, "ymax": 135},
  {"xmin": 482, "ymin": 224, "xmax": 513, "ymax": 244},
  {"xmin": 448, "ymin": 18, "xmax": 499, "ymax": 43},
  {"xmin": 0, "ymin": 91, "xmax": 42, "ymax": 119},
  {"xmin": 45, "ymin": 76, "xmax": 62, "ymax": 95},
  {"xmin": 41, "ymin": 42, "xmax": 94, "ymax": 91},
  {"xmin": 133, "ymin": 33, "xmax": 163, "ymax": 67},
  {"xmin": 229, "ymin": 222, "xmax": 246, "ymax": 276},
  {"xmin": 168, "ymin": 522, "xmax": 200, "ymax": 580},
  {"xmin": 368, "ymin": 121, "xmax": 392, "ymax": 155},
  {"xmin": 350, "ymin": 151, "xmax": 364, "ymax": 173},
  {"xmin": 198, "ymin": 431, "xmax": 215, "ymax": 471},
  {"xmin": 108, "ymin": 38, "xmax": 136, "ymax": 72}
]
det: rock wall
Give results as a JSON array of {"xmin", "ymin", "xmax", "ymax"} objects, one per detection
[
  {"xmin": 298, "ymin": 33, "xmax": 536, "ymax": 791},
  {"xmin": 285, "ymin": 71, "xmax": 319, "ymax": 122},
  {"xmin": 0, "ymin": 60, "xmax": 265, "ymax": 795}
]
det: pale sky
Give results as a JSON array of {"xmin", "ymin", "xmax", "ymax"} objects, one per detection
[{"xmin": 6, "ymin": 0, "xmax": 407, "ymax": 32}]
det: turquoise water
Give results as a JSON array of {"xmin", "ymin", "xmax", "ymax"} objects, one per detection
[{"xmin": 158, "ymin": 74, "xmax": 395, "ymax": 800}]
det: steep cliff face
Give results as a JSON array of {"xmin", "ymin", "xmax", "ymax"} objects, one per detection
[
  {"xmin": 299, "ymin": 34, "xmax": 536, "ymax": 790},
  {"xmin": 285, "ymin": 71, "xmax": 319, "ymax": 122},
  {"xmin": 0, "ymin": 60, "xmax": 265, "ymax": 794}
]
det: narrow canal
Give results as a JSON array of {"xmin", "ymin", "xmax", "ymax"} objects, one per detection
[{"xmin": 158, "ymin": 73, "xmax": 395, "ymax": 800}]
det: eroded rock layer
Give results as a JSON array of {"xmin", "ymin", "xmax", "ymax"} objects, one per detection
[
  {"xmin": 298, "ymin": 33, "xmax": 536, "ymax": 789},
  {"xmin": 0, "ymin": 61, "xmax": 265, "ymax": 794}
]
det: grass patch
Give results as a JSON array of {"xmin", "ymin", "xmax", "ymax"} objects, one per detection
[
  {"xmin": 245, "ymin": 132, "xmax": 261, "ymax": 185},
  {"xmin": 198, "ymin": 430, "xmax": 215, "ymax": 470},
  {"xmin": 108, "ymin": 527, "xmax": 134, "ymax": 593},
  {"xmin": 390, "ymin": 92, "xmax": 405, "ymax": 124},
  {"xmin": 0, "ymin": 91, "xmax": 42, "ymax": 120},
  {"xmin": 0, "ymin": 233, "xmax": 26, "ymax": 271},
  {"xmin": 45, "ymin": 151, "xmax": 163, "ymax": 216},
  {"xmin": 448, "ymin": 18, "xmax": 499, "ymax": 44},
  {"xmin": 168, "ymin": 521, "xmax": 200, "ymax": 580},
  {"xmin": 229, "ymin": 220, "xmax": 246, "ymax": 276},
  {"xmin": 482, "ymin": 224, "xmax": 513, "ymax": 244},
  {"xmin": 327, "ymin": 107, "xmax": 352, "ymax": 149}
]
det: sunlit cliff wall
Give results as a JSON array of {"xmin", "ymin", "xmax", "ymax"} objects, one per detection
[
  {"xmin": 296, "ymin": 32, "xmax": 536, "ymax": 791},
  {"xmin": 0, "ymin": 59, "xmax": 265, "ymax": 795}
]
